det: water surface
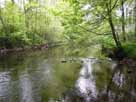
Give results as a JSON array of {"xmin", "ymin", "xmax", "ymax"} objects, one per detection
[{"xmin": 0, "ymin": 47, "xmax": 136, "ymax": 102}]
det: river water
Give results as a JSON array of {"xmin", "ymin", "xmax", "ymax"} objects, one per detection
[{"xmin": 0, "ymin": 47, "xmax": 136, "ymax": 102}]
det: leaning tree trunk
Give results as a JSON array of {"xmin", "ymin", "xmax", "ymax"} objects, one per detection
[
  {"xmin": 106, "ymin": 4, "xmax": 122, "ymax": 48},
  {"xmin": 106, "ymin": 0, "xmax": 122, "ymax": 49},
  {"xmin": 108, "ymin": 14, "xmax": 122, "ymax": 48}
]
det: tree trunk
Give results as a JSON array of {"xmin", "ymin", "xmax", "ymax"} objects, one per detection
[
  {"xmin": 108, "ymin": 14, "xmax": 121, "ymax": 48},
  {"xmin": 121, "ymin": 0, "xmax": 126, "ymax": 41},
  {"xmin": 134, "ymin": 0, "xmax": 136, "ymax": 37},
  {"xmin": 106, "ymin": 1, "xmax": 122, "ymax": 48},
  {"xmin": 23, "ymin": 0, "xmax": 29, "ymax": 30},
  {"xmin": 0, "ymin": 8, "xmax": 8, "ymax": 35},
  {"xmin": 11, "ymin": 0, "xmax": 15, "ymax": 4}
]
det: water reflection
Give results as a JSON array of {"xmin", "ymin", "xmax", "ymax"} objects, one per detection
[
  {"xmin": 75, "ymin": 59, "xmax": 97, "ymax": 102},
  {"xmin": 96, "ymin": 63, "xmax": 136, "ymax": 102},
  {"xmin": 19, "ymin": 72, "xmax": 34, "ymax": 102},
  {"xmin": 113, "ymin": 71, "xmax": 125, "ymax": 88},
  {"xmin": 0, "ymin": 72, "xmax": 10, "ymax": 101},
  {"xmin": 0, "ymin": 47, "xmax": 135, "ymax": 102},
  {"xmin": 0, "ymin": 48, "xmax": 82, "ymax": 102}
]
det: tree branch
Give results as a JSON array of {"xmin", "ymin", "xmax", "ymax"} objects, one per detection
[
  {"xmin": 111, "ymin": 0, "xmax": 119, "ymax": 10},
  {"xmin": 78, "ymin": 25, "xmax": 111, "ymax": 35}
]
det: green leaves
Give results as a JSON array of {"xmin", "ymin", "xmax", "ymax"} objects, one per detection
[
  {"xmin": 0, "ymin": 0, "xmax": 65, "ymax": 48},
  {"xmin": 0, "ymin": 0, "xmax": 135, "ymax": 49}
]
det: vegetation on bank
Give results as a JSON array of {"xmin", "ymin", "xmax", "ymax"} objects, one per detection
[
  {"xmin": 0, "ymin": 0, "xmax": 136, "ymax": 59},
  {"xmin": 123, "ymin": 42, "xmax": 136, "ymax": 59}
]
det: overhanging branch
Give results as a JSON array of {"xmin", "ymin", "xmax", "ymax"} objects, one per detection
[{"xmin": 78, "ymin": 25, "xmax": 111, "ymax": 35}]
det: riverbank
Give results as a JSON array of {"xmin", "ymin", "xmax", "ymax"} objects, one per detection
[
  {"xmin": 0, "ymin": 41, "xmax": 66, "ymax": 54},
  {"xmin": 0, "ymin": 43, "xmax": 49, "ymax": 54},
  {"xmin": 102, "ymin": 42, "xmax": 136, "ymax": 67}
]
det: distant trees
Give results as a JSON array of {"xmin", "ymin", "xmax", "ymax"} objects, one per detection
[{"xmin": 0, "ymin": 0, "xmax": 63, "ymax": 48}]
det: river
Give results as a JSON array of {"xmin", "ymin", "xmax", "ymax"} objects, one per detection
[{"xmin": 0, "ymin": 46, "xmax": 136, "ymax": 102}]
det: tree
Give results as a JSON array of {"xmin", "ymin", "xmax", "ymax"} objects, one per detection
[
  {"xmin": 0, "ymin": 0, "xmax": 64, "ymax": 48},
  {"xmin": 121, "ymin": 0, "xmax": 126, "ymax": 41},
  {"xmin": 60, "ymin": 0, "xmax": 122, "ymax": 48},
  {"xmin": 106, "ymin": 0, "xmax": 122, "ymax": 48},
  {"xmin": 134, "ymin": 0, "xmax": 136, "ymax": 37}
]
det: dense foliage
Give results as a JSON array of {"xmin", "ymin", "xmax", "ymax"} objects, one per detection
[
  {"xmin": 0, "ymin": 0, "xmax": 136, "ymax": 58},
  {"xmin": 0, "ymin": 0, "xmax": 64, "ymax": 48}
]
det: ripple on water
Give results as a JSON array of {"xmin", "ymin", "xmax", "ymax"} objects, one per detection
[
  {"xmin": 19, "ymin": 73, "xmax": 34, "ymax": 102},
  {"xmin": 0, "ymin": 71, "xmax": 10, "ymax": 101}
]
